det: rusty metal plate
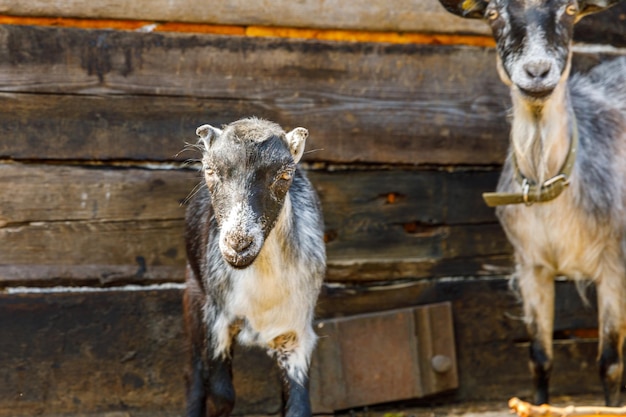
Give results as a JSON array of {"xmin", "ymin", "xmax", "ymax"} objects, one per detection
[{"xmin": 310, "ymin": 302, "xmax": 458, "ymax": 412}]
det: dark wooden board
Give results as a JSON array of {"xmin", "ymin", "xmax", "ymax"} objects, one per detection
[
  {"xmin": 318, "ymin": 277, "xmax": 605, "ymax": 402},
  {"xmin": 0, "ymin": 278, "xmax": 608, "ymax": 416},
  {"xmin": 0, "ymin": 25, "xmax": 513, "ymax": 165},
  {"xmin": 1, "ymin": 26, "xmax": 622, "ymax": 165},
  {"xmin": 0, "ymin": 164, "xmax": 196, "ymax": 224},
  {"xmin": 0, "ymin": 219, "xmax": 186, "ymax": 285},
  {"xmin": 0, "ymin": 287, "xmax": 281, "ymax": 417},
  {"xmin": 0, "ymin": 164, "xmax": 510, "ymax": 285}
]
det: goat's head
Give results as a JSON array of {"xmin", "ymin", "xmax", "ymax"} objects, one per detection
[
  {"xmin": 438, "ymin": 0, "xmax": 622, "ymax": 103},
  {"xmin": 196, "ymin": 117, "xmax": 308, "ymax": 269}
]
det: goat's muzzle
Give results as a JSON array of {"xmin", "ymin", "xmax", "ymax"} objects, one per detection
[{"xmin": 220, "ymin": 231, "xmax": 262, "ymax": 269}]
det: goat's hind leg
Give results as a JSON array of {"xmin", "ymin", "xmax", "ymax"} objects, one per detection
[
  {"xmin": 518, "ymin": 264, "xmax": 556, "ymax": 405},
  {"xmin": 596, "ymin": 268, "xmax": 626, "ymax": 407}
]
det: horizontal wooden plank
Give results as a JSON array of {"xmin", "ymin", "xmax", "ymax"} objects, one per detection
[
  {"xmin": 0, "ymin": 89, "xmax": 510, "ymax": 166},
  {"xmin": 0, "ymin": 287, "xmax": 281, "ymax": 417},
  {"xmin": 0, "ymin": 0, "xmax": 491, "ymax": 35},
  {"xmin": 1, "ymin": 164, "xmax": 500, "ymax": 225},
  {"xmin": 1, "ymin": 0, "xmax": 624, "ymax": 46},
  {"xmin": 0, "ymin": 220, "xmax": 186, "ymax": 285},
  {"xmin": 0, "ymin": 25, "xmax": 506, "ymax": 99},
  {"xmin": 0, "ymin": 278, "xmax": 609, "ymax": 416},
  {"xmin": 0, "ymin": 25, "xmax": 513, "ymax": 165},
  {"xmin": 0, "ymin": 222, "xmax": 511, "ymax": 285},
  {"xmin": 0, "ymin": 164, "xmax": 195, "ymax": 224},
  {"xmin": 0, "ymin": 164, "xmax": 510, "ymax": 285}
]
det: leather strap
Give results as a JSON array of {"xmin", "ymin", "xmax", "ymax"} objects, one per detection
[{"xmin": 482, "ymin": 116, "xmax": 579, "ymax": 207}]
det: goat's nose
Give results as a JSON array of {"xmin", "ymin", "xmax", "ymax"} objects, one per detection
[
  {"xmin": 226, "ymin": 233, "xmax": 253, "ymax": 252},
  {"xmin": 523, "ymin": 60, "xmax": 552, "ymax": 80}
]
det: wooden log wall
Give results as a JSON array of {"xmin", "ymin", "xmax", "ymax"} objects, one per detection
[{"xmin": 0, "ymin": 0, "xmax": 625, "ymax": 415}]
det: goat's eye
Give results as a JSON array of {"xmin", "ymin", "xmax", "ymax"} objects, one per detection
[
  {"xmin": 273, "ymin": 170, "xmax": 294, "ymax": 193},
  {"xmin": 486, "ymin": 9, "xmax": 499, "ymax": 20},
  {"xmin": 565, "ymin": 4, "xmax": 577, "ymax": 15}
]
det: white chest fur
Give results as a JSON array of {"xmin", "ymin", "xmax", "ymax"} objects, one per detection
[{"xmin": 500, "ymin": 189, "xmax": 619, "ymax": 280}]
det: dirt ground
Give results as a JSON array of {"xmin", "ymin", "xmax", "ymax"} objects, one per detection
[
  {"xmin": 16, "ymin": 394, "xmax": 608, "ymax": 417},
  {"xmin": 332, "ymin": 395, "xmax": 607, "ymax": 417}
]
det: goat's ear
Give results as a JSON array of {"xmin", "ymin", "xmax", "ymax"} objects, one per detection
[
  {"xmin": 577, "ymin": 0, "xmax": 622, "ymax": 18},
  {"xmin": 285, "ymin": 127, "xmax": 308, "ymax": 163},
  {"xmin": 438, "ymin": 0, "xmax": 488, "ymax": 18},
  {"xmin": 196, "ymin": 124, "xmax": 222, "ymax": 150}
]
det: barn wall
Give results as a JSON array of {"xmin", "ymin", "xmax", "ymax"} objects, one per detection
[{"xmin": 0, "ymin": 1, "xmax": 625, "ymax": 415}]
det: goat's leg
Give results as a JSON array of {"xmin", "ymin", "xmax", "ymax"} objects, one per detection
[
  {"xmin": 203, "ymin": 353, "xmax": 235, "ymax": 417},
  {"xmin": 184, "ymin": 271, "xmax": 209, "ymax": 417},
  {"xmin": 186, "ymin": 346, "xmax": 235, "ymax": 417},
  {"xmin": 271, "ymin": 331, "xmax": 314, "ymax": 417},
  {"xmin": 282, "ymin": 369, "xmax": 312, "ymax": 417},
  {"xmin": 596, "ymin": 271, "xmax": 626, "ymax": 407},
  {"xmin": 184, "ymin": 271, "xmax": 235, "ymax": 417},
  {"xmin": 518, "ymin": 264, "xmax": 555, "ymax": 405}
]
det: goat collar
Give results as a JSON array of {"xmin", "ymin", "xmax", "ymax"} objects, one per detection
[{"xmin": 482, "ymin": 114, "xmax": 579, "ymax": 207}]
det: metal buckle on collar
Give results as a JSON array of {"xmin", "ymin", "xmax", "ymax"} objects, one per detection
[{"xmin": 542, "ymin": 174, "xmax": 569, "ymax": 188}]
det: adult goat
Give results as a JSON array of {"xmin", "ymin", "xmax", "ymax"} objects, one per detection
[{"xmin": 437, "ymin": 0, "xmax": 626, "ymax": 406}]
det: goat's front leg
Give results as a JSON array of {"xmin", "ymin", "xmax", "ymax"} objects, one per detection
[
  {"xmin": 596, "ymin": 265, "xmax": 626, "ymax": 407},
  {"xmin": 184, "ymin": 279, "xmax": 235, "ymax": 417},
  {"xmin": 270, "ymin": 331, "xmax": 314, "ymax": 417},
  {"xmin": 518, "ymin": 264, "xmax": 555, "ymax": 405}
]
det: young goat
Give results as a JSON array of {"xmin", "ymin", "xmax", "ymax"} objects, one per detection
[
  {"xmin": 437, "ymin": 0, "xmax": 626, "ymax": 406},
  {"xmin": 183, "ymin": 117, "xmax": 326, "ymax": 417}
]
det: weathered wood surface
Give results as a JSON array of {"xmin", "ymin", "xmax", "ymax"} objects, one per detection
[
  {"xmin": 0, "ymin": 0, "xmax": 624, "ymax": 47},
  {"xmin": 1, "ymin": 26, "xmax": 623, "ymax": 166},
  {"xmin": 318, "ymin": 278, "xmax": 606, "ymax": 401},
  {"xmin": 0, "ymin": 0, "xmax": 493, "ymax": 34},
  {"xmin": 311, "ymin": 303, "xmax": 458, "ymax": 412},
  {"xmin": 0, "ymin": 24, "xmax": 512, "ymax": 166},
  {"xmin": 0, "ymin": 287, "xmax": 281, "ymax": 417},
  {"xmin": 0, "ymin": 278, "xmax": 608, "ymax": 416},
  {"xmin": 0, "ymin": 164, "xmax": 195, "ymax": 224},
  {"xmin": 0, "ymin": 163, "xmax": 510, "ymax": 285}
]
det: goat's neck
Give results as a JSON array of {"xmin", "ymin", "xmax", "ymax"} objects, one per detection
[{"xmin": 509, "ymin": 82, "xmax": 574, "ymax": 186}]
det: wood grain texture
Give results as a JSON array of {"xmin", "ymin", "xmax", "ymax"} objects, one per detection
[
  {"xmin": 0, "ymin": 0, "xmax": 492, "ymax": 34},
  {"xmin": 0, "ymin": 279, "xmax": 608, "ymax": 416},
  {"xmin": 0, "ymin": 164, "xmax": 511, "ymax": 285},
  {"xmin": 0, "ymin": 25, "xmax": 512, "ymax": 165},
  {"xmin": 311, "ymin": 303, "xmax": 458, "ymax": 412},
  {"xmin": 0, "ymin": 287, "xmax": 281, "ymax": 417},
  {"xmin": 0, "ymin": 164, "xmax": 196, "ymax": 224},
  {"xmin": 1, "ymin": 27, "xmax": 622, "ymax": 165},
  {"xmin": 318, "ymin": 278, "xmax": 606, "ymax": 401},
  {"xmin": 0, "ymin": 0, "xmax": 624, "ymax": 46}
]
